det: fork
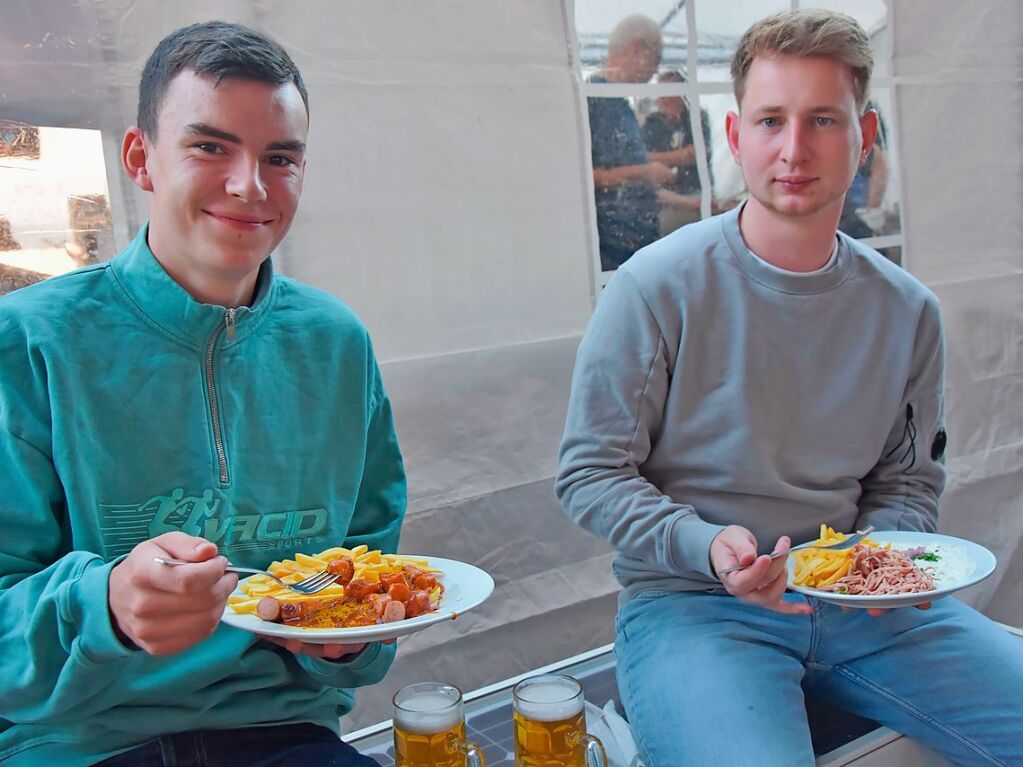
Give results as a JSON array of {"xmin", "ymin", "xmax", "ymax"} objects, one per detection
[
  {"xmin": 153, "ymin": 557, "xmax": 341, "ymax": 595},
  {"xmin": 716, "ymin": 526, "xmax": 876, "ymax": 577}
]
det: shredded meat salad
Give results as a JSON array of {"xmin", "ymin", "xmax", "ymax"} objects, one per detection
[{"xmin": 825, "ymin": 544, "xmax": 936, "ymax": 595}]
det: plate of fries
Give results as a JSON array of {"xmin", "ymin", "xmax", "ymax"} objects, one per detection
[
  {"xmin": 221, "ymin": 545, "xmax": 494, "ymax": 643},
  {"xmin": 786, "ymin": 526, "xmax": 996, "ymax": 608}
]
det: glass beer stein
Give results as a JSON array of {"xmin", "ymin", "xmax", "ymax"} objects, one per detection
[
  {"xmin": 392, "ymin": 682, "xmax": 486, "ymax": 767},
  {"xmin": 513, "ymin": 674, "xmax": 607, "ymax": 767}
]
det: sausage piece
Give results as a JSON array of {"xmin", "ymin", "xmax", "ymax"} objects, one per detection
[
  {"xmin": 413, "ymin": 572, "xmax": 438, "ymax": 590},
  {"xmin": 367, "ymin": 593, "xmax": 393, "ymax": 616},
  {"xmin": 280, "ymin": 601, "xmax": 313, "ymax": 622},
  {"xmin": 345, "ymin": 577, "xmax": 382, "ymax": 601},
  {"xmin": 326, "ymin": 556, "xmax": 355, "ymax": 585},
  {"xmin": 257, "ymin": 596, "xmax": 282, "ymax": 622},
  {"xmin": 387, "ymin": 582, "xmax": 412, "ymax": 603},
  {"xmin": 379, "ymin": 571, "xmax": 406, "ymax": 590},
  {"xmin": 405, "ymin": 590, "xmax": 432, "ymax": 618},
  {"xmin": 381, "ymin": 599, "xmax": 406, "ymax": 623}
]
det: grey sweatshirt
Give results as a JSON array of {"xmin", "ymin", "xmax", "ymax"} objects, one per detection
[{"xmin": 556, "ymin": 207, "xmax": 945, "ymax": 601}]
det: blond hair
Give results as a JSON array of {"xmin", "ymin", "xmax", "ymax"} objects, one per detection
[{"xmin": 731, "ymin": 9, "xmax": 873, "ymax": 113}]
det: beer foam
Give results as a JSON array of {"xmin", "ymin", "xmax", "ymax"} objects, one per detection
[
  {"xmin": 514, "ymin": 678, "xmax": 583, "ymax": 722},
  {"xmin": 393, "ymin": 691, "xmax": 462, "ymax": 734}
]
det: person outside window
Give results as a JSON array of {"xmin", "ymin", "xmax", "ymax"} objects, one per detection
[
  {"xmin": 643, "ymin": 70, "xmax": 713, "ymax": 234},
  {"xmin": 588, "ymin": 15, "xmax": 675, "ymax": 271}
]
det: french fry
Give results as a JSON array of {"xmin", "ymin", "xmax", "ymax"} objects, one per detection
[
  {"xmin": 294, "ymin": 552, "xmax": 326, "ymax": 568},
  {"xmin": 790, "ymin": 526, "xmax": 881, "ymax": 588},
  {"xmin": 317, "ymin": 547, "xmax": 348, "ymax": 558}
]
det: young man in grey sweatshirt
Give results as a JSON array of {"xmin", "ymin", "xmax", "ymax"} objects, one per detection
[{"xmin": 557, "ymin": 10, "xmax": 1023, "ymax": 766}]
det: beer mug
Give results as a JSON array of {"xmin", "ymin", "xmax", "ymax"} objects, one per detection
[
  {"xmin": 392, "ymin": 682, "xmax": 486, "ymax": 767},
  {"xmin": 513, "ymin": 674, "xmax": 607, "ymax": 767}
]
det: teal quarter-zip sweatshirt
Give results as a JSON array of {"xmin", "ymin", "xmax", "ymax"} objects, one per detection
[{"xmin": 0, "ymin": 227, "xmax": 407, "ymax": 765}]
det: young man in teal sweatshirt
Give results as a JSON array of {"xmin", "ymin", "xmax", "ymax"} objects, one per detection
[
  {"xmin": 558, "ymin": 9, "xmax": 1023, "ymax": 767},
  {"xmin": 0, "ymin": 21, "xmax": 404, "ymax": 766}
]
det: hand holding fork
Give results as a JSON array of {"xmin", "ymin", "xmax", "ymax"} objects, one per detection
[{"xmin": 715, "ymin": 526, "xmax": 875, "ymax": 576}]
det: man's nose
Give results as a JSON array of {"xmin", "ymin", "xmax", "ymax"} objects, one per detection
[
  {"xmin": 780, "ymin": 121, "xmax": 808, "ymax": 166},
  {"xmin": 225, "ymin": 155, "xmax": 267, "ymax": 202}
]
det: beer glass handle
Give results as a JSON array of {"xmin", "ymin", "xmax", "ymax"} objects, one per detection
[
  {"xmin": 581, "ymin": 734, "xmax": 608, "ymax": 767},
  {"xmin": 455, "ymin": 738, "xmax": 487, "ymax": 767}
]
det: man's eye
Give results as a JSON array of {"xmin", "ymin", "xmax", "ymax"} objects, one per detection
[
  {"xmin": 195, "ymin": 142, "xmax": 223, "ymax": 153},
  {"xmin": 760, "ymin": 117, "xmax": 778, "ymax": 128},
  {"xmin": 266, "ymin": 155, "xmax": 295, "ymax": 167},
  {"xmin": 816, "ymin": 117, "xmax": 835, "ymax": 127}
]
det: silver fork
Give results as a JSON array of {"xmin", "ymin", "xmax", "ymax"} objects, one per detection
[
  {"xmin": 153, "ymin": 557, "xmax": 341, "ymax": 595},
  {"xmin": 717, "ymin": 526, "xmax": 876, "ymax": 577}
]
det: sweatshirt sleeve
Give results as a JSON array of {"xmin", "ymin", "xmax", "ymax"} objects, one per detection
[
  {"xmin": 556, "ymin": 269, "xmax": 725, "ymax": 580},
  {"xmin": 294, "ymin": 638, "xmax": 397, "ymax": 689},
  {"xmin": 856, "ymin": 292, "xmax": 946, "ymax": 533},
  {"xmin": 342, "ymin": 357, "xmax": 407, "ymax": 556},
  {"xmin": 0, "ymin": 428, "xmax": 136, "ymax": 725}
]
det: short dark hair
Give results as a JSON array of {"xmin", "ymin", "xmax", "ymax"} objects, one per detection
[{"xmin": 137, "ymin": 20, "xmax": 309, "ymax": 138}]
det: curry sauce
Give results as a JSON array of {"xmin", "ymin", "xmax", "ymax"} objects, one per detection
[{"xmin": 280, "ymin": 598, "xmax": 379, "ymax": 629}]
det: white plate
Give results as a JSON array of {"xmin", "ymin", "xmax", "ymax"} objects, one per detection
[
  {"xmin": 221, "ymin": 556, "xmax": 494, "ymax": 643},
  {"xmin": 787, "ymin": 531, "xmax": 996, "ymax": 609}
]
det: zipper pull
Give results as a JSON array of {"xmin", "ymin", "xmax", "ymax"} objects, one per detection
[{"xmin": 225, "ymin": 308, "xmax": 237, "ymax": 341}]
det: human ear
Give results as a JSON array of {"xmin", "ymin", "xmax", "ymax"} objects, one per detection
[
  {"xmin": 725, "ymin": 111, "xmax": 741, "ymax": 164},
  {"xmin": 122, "ymin": 127, "xmax": 154, "ymax": 192},
  {"xmin": 858, "ymin": 109, "xmax": 879, "ymax": 164}
]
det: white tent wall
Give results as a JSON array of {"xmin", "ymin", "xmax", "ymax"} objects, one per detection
[
  {"xmin": 1, "ymin": 0, "xmax": 1020, "ymax": 734},
  {"xmin": 891, "ymin": 0, "xmax": 1023, "ymax": 629}
]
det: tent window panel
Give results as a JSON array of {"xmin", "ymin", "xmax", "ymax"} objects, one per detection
[
  {"xmin": 694, "ymin": 0, "xmax": 791, "ymax": 83},
  {"xmin": 0, "ymin": 125, "xmax": 114, "ymax": 296},
  {"xmin": 574, "ymin": 0, "xmax": 903, "ymax": 277},
  {"xmin": 839, "ymin": 87, "xmax": 902, "ymax": 242}
]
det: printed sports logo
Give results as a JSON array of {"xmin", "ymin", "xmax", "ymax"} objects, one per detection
[{"xmin": 99, "ymin": 488, "xmax": 329, "ymax": 558}]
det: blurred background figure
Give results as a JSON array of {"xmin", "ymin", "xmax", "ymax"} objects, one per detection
[
  {"xmin": 643, "ymin": 70, "xmax": 713, "ymax": 235},
  {"xmin": 587, "ymin": 14, "xmax": 674, "ymax": 271},
  {"xmin": 839, "ymin": 100, "xmax": 889, "ymax": 239}
]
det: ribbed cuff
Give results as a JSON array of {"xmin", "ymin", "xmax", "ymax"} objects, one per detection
[
  {"xmin": 66, "ymin": 558, "xmax": 137, "ymax": 664},
  {"xmin": 297, "ymin": 640, "xmax": 396, "ymax": 687},
  {"xmin": 671, "ymin": 516, "xmax": 728, "ymax": 581}
]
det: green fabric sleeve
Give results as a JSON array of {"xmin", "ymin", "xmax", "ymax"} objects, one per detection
[
  {"xmin": 0, "ymin": 431, "xmax": 135, "ymax": 725},
  {"xmin": 340, "ymin": 358, "xmax": 407, "ymax": 556},
  {"xmin": 295, "ymin": 641, "xmax": 396, "ymax": 688}
]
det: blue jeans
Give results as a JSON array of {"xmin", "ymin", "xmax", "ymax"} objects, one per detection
[
  {"xmin": 93, "ymin": 723, "xmax": 380, "ymax": 767},
  {"xmin": 615, "ymin": 592, "xmax": 1023, "ymax": 767}
]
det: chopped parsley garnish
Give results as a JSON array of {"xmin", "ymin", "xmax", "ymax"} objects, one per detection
[{"xmin": 912, "ymin": 552, "xmax": 940, "ymax": 562}]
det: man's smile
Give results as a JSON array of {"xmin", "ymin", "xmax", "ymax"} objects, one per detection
[{"xmin": 203, "ymin": 210, "xmax": 273, "ymax": 229}]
